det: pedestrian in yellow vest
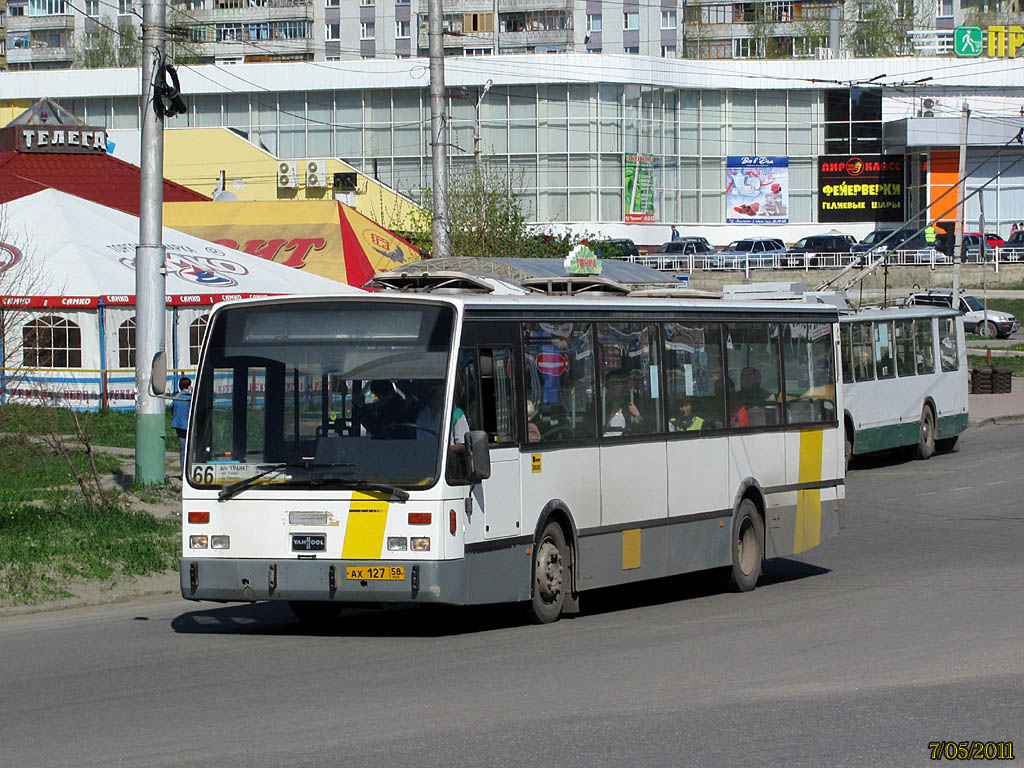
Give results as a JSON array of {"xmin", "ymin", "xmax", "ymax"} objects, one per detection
[{"xmin": 924, "ymin": 225, "xmax": 937, "ymax": 244}]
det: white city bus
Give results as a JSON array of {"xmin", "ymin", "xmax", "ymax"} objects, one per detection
[
  {"xmin": 840, "ymin": 306, "xmax": 968, "ymax": 466},
  {"xmin": 180, "ymin": 285, "xmax": 845, "ymax": 623}
]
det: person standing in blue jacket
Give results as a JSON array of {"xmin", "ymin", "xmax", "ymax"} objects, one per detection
[{"xmin": 170, "ymin": 376, "xmax": 192, "ymax": 474}]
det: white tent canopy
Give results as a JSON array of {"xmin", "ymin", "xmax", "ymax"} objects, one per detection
[
  {"xmin": 0, "ymin": 188, "xmax": 355, "ymax": 307},
  {"xmin": 0, "ymin": 189, "xmax": 359, "ymax": 410}
]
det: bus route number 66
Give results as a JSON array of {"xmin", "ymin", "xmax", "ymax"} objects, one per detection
[{"xmin": 192, "ymin": 465, "xmax": 216, "ymax": 484}]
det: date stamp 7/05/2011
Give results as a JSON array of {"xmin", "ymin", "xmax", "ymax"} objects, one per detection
[{"xmin": 929, "ymin": 742, "xmax": 1015, "ymax": 761}]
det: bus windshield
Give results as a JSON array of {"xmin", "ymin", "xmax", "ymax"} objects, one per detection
[{"xmin": 188, "ymin": 300, "xmax": 455, "ymax": 490}]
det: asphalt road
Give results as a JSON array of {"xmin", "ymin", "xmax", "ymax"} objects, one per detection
[{"xmin": 3, "ymin": 425, "xmax": 1022, "ymax": 768}]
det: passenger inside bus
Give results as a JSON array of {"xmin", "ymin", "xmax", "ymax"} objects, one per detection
[
  {"xmin": 669, "ymin": 396, "xmax": 704, "ymax": 432},
  {"xmin": 603, "ymin": 372, "xmax": 644, "ymax": 437}
]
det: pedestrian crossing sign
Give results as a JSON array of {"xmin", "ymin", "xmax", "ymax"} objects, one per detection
[{"xmin": 954, "ymin": 27, "xmax": 983, "ymax": 57}]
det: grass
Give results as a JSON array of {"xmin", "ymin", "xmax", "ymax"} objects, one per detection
[
  {"xmin": 0, "ymin": 500, "xmax": 179, "ymax": 605},
  {"xmin": 0, "ymin": 405, "xmax": 182, "ymax": 605},
  {"xmin": 968, "ymin": 355, "xmax": 1024, "ymax": 376},
  {"xmin": 0, "ymin": 437, "xmax": 122, "ymax": 501},
  {"xmin": 0, "ymin": 404, "xmax": 178, "ymax": 450}
]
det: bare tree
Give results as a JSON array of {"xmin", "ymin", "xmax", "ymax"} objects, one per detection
[{"xmin": 408, "ymin": 163, "xmax": 580, "ymax": 260}]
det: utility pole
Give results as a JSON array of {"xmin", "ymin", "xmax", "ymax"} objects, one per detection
[
  {"xmin": 952, "ymin": 101, "xmax": 969, "ymax": 306},
  {"xmin": 492, "ymin": 0, "xmax": 498, "ymax": 54},
  {"xmin": 135, "ymin": 0, "xmax": 168, "ymax": 485},
  {"xmin": 473, "ymin": 79, "xmax": 493, "ymax": 167},
  {"xmin": 980, "ymin": 192, "xmax": 988, "ymax": 324},
  {"xmin": 428, "ymin": 0, "xmax": 451, "ymax": 260}
]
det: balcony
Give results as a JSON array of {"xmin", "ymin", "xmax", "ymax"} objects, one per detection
[
  {"xmin": 6, "ymin": 44, "xmax": 72, "ymax": 63},
  {"xmin": 7, "ymin": 13, "xmax": 74, "ymax": 31},
  {"xmin": 169, "ymin": 0, "xmax": 311, "ymax": 23}
]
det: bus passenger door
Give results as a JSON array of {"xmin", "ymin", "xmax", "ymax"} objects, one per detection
[{"xmin": 462, "ymin": 347, "xmax": 522, "ymax": 542}]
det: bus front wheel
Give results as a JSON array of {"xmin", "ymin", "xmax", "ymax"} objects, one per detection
[
  {"xmin": 728, "ymin": 499, "xmax": 763, "ymax": 593},
  {"xmin": 527, "ymin": 522, "xmax": 567, "ymax": 624},
  {"xmin": 911, "ymin": 405, "xmax": 936, "ymax": 460}
]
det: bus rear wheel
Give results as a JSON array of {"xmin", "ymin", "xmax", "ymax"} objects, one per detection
[
  {"xmin": 911, "ymin": 405, "xmax": 936, "ymax": 460},
  {"xmin": 728, "ymin": 499, "xmax": 763, "ymax": 593},
  {"xmin": 288, "ymin": 600, "xmax": 342, "ymax": 625},
  {"xmin": 527, "ymin": 522, "xmax": 567, "ymax": 624}
]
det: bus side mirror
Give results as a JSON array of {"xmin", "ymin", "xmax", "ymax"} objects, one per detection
[
  {"xmin": 465, "ymin": 430, "xmax": 491, "ymax": 483},
  {"xmin": 150, "ymin": 351, "xmax": 167, "ymax": 396}
]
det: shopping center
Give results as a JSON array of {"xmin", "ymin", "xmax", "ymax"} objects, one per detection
[{"xmin": 2, "ymin": 54, "xmax": 1023, "ymax": 244}]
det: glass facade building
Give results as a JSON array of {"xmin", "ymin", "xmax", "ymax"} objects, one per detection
[{"xmin": 59, "ymin": 84, "xmax": 891, "ymax": 224}]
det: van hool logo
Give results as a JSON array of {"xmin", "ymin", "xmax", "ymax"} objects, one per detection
[
  {"xmin": 118, "ymin": 247, "xmax": 249, "ymax": 288},
  {"xmin": 0, "ymin": 243, "xmax": 23, "ymax": 273}
]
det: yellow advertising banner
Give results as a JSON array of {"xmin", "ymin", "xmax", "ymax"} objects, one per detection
[{"xmin": 163, "ymin": 200, "xmax": 420, "ymax": 287}]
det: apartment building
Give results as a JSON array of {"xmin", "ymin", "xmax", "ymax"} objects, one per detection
[
  {"xmin": 4, "ymin": 0, "xmax": 325, "ymax": 70},
  {"xmin": 1, "ymin": 0, "xmax": 8, "ymax": 69}
]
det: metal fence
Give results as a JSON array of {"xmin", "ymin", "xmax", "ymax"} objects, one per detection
[{"xmin": 630, "ymin": 247, "xmax": 1024, "ymax": 273}]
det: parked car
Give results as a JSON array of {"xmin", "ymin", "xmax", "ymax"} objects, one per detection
[
  {"xmin": 650, "ymin": 239, "xmax": 717, "ymax": 257},
  {"xmin": 850, "ymin": 228, "xmax": 897, "ymax": 253},
  {"xmin": 710, "ymin": 237, "xmax": 786, "ymax": 268},
  {"xmin": 966, "ymin": 232, "xmax": 1006, "ymax": 248},
  {"xmin": 591, "ymin": 238, "xmax": 640, "ymax": 260},
  {"xmin": 906, "ymin": 288, "xmax": 1018, "ymax": 338},
  {"xmin": 1001, "ymin": 229, "xmax": 1024, "ymax": 261},
  {"xmin": 782, "ymin": 234, "xmax": 855, "ymax": 266},
  {"xmin": 853, "ymin": 227, "xmax": 944, "ymax": 262}
]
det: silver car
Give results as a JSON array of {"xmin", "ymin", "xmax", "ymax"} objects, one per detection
[{"xmin": 710, "ymin": 238, "xmax": 786, "ymax": 268}]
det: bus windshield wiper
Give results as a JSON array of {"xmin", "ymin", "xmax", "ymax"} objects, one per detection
[
  {"xmin": 306, "ymin": 475, "xmax": 410, "ymax": 502},
  {"xmin": 218, "ymin": 463, "xmax": 290, "ymax": 502}
]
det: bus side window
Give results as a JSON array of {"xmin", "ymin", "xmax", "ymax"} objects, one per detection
[
  {"xmin": 874, "ymin": 321, "xmax": 895, "ymax": 379},
  {"xmin": 455, "ymin": 347, "xmax": 481, "ymax": 439},
  {"xmin": 781, "ymin": 322, "xmax": 835, "ymax": 424},
  {"xmin": 852, "ymin": 322, "xmax": 875, "ymax": 382},
  {"xmin": 479, "ymin": 347, "xmax": 517, "ymax": 444},
  {"xmin": 841, "ymin": 324, "xmax": 854, "ymax": 384},
  {"xmin": 939, "ymin": 317, "xmax": 959, "ymax": 372},
  {"xmin": 662, "ymin": 322, "xmax": 726, "ymax": 431},
  {"xmin": 915, "ymin": 319, "xmax": 936, "ymax": 374},
  {"xmin": 724, "ymin": 322, "xmax": 783, "ymax": 429},
  {"xmin": 523, "ymin": 322, "xmax": 596, "ymax": 442},
  {"xmin": 895, "ymin": 319, "xmax": 916, "ymax": 377}
]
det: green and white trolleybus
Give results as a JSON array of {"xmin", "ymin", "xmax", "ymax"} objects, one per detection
[
  {"xmin": 180, "ymin": 284, "xmax": 846, "ymax": 623},
  {"xmin": 840, "ymin": 305, "xmax": 968, "ymax": 466}
]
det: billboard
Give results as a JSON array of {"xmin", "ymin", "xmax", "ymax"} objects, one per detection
[
  {"xmin": 624, "ymin": 153, "xmax": 655, "ymax": 222},
  {"xmin": 726, "ymin": 156, "xmax": 789, "ymax": 224},
  {"xmin": 817, "ymin": 155, "xmax": 904, "ymax": 223}
]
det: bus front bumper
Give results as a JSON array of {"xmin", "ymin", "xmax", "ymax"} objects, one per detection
[{"xmin": 179, "ymin": 557, "xmax": 464, "ymax": 605}]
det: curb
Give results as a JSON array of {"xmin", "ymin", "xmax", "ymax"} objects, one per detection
[{"xmin": 967, "ymin": 413, "xmax": 1024, "ymax": 429}]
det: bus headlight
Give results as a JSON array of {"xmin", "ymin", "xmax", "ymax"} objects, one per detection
[
  {"xmin": 410, "ymin": 537, "xmax": 430, "ymax": 552},
  {"xmin": 211, "ymin": 535, "xmax": 230, "ymax": 550},
  {"xmin": 387, "ymin": 537, "xmax": 408, "ymax": 551},
  {"xmin": 189, "ymin": 535, "xmax": 209, "ymax": 549}
]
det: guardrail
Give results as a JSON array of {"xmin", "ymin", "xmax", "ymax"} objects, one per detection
[{"xmin": 631, "ymin": 248, "xmax": 1024, "ymax": 273}]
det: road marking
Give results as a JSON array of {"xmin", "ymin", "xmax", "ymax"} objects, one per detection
[
  {"xmin": 951, "ymin": 486, "xmax": 973, "ymax": 492},
  {"xmin": 985, "ymin": 480, "xmax": 1006, "ymax": 486}
]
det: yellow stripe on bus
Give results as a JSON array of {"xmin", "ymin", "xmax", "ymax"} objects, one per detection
[
  {"xmin": 622, "ymin": 528, "xmax": 642, "ymax": 570},
  {"xmin": 341, "ymin": 491, "xmax": 391, "ymax": 560},
  {"xmin": 794, "ymin": 429, "xmax": 823, "ymax": 555}
]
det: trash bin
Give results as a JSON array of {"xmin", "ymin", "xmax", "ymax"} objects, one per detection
[
  {"xmin": 994, "ymin": 368, "xmax": 1013, "ymax": 394},
  {"xmin": 973, "ymin": 367, "xmax": 994, "ymax": 394}
]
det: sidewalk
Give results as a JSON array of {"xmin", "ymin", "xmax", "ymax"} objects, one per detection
[{"xmin": 968, "ymin": 389, "xmax": 1024, "ymax": 427}]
